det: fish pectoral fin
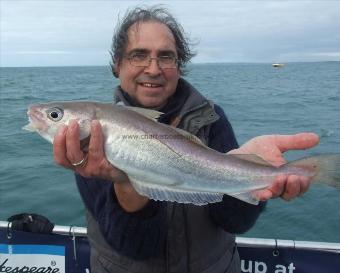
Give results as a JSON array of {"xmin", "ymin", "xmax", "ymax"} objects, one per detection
[
  {"xmin": 123, "ymin": 106, "xmax": 163, "ymax": 121},
  {"xmin": 128, "ymin": 176, "xmax": 224, "ymax": 205},
  {"xmin": 229, "ymin": 191, "xmax": 260, "ymax": 205},
  {"xmin": 228, "ymin": 154, "xmax": 276, "ymax": 167}
]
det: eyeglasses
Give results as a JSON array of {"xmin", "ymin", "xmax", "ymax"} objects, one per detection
[{"xmin": 126, "ymin": 53, "xmax": 178, "ymax": 69}]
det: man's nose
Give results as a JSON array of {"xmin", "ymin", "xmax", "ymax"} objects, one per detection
[{"xmin": 144, "ymin": 58, "xmax": 162, "ymax": 75}]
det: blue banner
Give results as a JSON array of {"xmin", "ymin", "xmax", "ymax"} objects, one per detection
[
  {"xmin": 1, "ymin": 227, "xmax": 339, "ymax": 273},
  {"xmin": 0, "ymin": 229, "xmax": 90, "ymax": 273},
  {"xmin": 238, "ymin": 246, "xmax": 340, "ymax": 273}
]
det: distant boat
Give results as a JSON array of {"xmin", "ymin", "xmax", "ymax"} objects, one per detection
[{"xmin": 272, "ymin": 63, "xmax": 284, "ymax": 68}]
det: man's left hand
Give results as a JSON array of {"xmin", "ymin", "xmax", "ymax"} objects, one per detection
[{"xmin": 229, "ymin": 133, "xmax": 320, "ymax": 201}]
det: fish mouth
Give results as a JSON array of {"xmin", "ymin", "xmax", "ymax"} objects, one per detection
[{"xmin": 23, "ymin": 107, "xmax": 47, "ymax": 132}]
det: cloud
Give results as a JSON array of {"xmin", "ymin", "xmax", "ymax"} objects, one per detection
[{"xmin": 1, "ymin": 1, "xmax": 340, "ymax": 66}]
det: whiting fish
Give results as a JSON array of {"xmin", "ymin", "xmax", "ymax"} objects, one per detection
[{"xmin": 24, "ymin": 101, "xmax": 340, "ymax": 205}]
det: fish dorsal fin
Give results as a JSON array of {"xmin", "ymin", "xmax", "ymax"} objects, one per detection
[
  {"xmin": 229, "ymin": 154, "xmax": 275, "ymax": 167},
  {"xmin": 173, "ymin": 127, "xmax": 206, "ymax": 147},
  {"xmin": 124, "ymin": 106, "xmax": 163, "ymax": 121}
]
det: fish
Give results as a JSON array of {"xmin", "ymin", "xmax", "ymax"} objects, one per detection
[{"xmin": 23, "ymin": 101, "xmax": 340, "ymax": 205}]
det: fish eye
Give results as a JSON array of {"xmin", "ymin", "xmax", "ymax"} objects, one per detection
[{"xmin": 46, "ymin": 107, "xmax": 64, "ymax": 122}]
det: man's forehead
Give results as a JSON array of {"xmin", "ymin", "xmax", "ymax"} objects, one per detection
[{"xmin": 126, "ymin": 21, "xmax": 176, "ymax": 49}]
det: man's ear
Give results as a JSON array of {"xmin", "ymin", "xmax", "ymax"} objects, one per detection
[{"xmin": 113, "ymin": 63, "xmax": 120, "ymax": 78}]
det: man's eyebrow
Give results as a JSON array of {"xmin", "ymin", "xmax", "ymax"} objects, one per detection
[
  {"xmin": 158, "ymin": 50, "xmax": 176, "ymax": 57},
  {"xmin": 126, "ymin": 48, "xmax": 150, "ymax": 55}
]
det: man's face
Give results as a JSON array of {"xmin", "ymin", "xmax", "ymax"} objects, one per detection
[{"xmin": 116, "ymin": 21, "xmax": 180, "ymax": 109}]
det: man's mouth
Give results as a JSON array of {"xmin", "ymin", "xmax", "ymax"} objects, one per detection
[{"xmin": 139, "ymin": 82, "xmax": 163, "ymax": 88}]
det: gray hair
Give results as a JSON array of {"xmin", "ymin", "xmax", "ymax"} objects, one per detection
[{"xmin": 110, "ymin": 6, "xmax": 196, "ymax": 77}]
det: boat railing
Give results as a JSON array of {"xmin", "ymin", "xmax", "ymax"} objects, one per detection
[{"xmin": 1, "ymin": 220, "xmax": 340, "ymax": 253}]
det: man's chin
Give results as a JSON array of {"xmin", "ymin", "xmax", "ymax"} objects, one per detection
[{"xmin": 139, "ymin": 98, "xmax": 167, "ymax": 110}]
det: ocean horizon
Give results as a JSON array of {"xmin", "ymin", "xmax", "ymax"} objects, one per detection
[{"xmin": 2, "ymin": 60, "xmax": 339, "ymax": 68}]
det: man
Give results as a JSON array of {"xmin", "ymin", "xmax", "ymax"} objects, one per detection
[{"xmin": 53, "ymin": 7, "xmax": 319, "ymax": 273}]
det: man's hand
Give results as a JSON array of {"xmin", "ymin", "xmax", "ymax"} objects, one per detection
[
  {"xmin": 53, "ymin": 120, "xmax": 148, "ymax": 212},
  {"xmin": 229, "ymin": 133, "xmax": 320, "ymax": 201},
  {"xmin": 53, "ymin": 119, "xmax": 127, "ymax": 182}
]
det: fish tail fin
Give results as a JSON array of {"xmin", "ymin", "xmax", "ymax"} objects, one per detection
[{"xmin": 289, "ymin": 154, "xmax": 340, "ymax": 189}]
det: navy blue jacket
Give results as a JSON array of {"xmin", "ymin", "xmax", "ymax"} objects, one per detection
[{"xmin": 75, "ymin": 105, "xmax": 265, "ymax": 259}]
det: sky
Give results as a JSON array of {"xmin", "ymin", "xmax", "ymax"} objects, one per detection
[{"xmin": 1, "ymin": 0, "xmax": 340, "ymax": 67}]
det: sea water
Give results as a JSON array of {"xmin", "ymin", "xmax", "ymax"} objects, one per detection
[{"xmin": 0, "ymin": 62, "xmax": 339, "ymax": 242}]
